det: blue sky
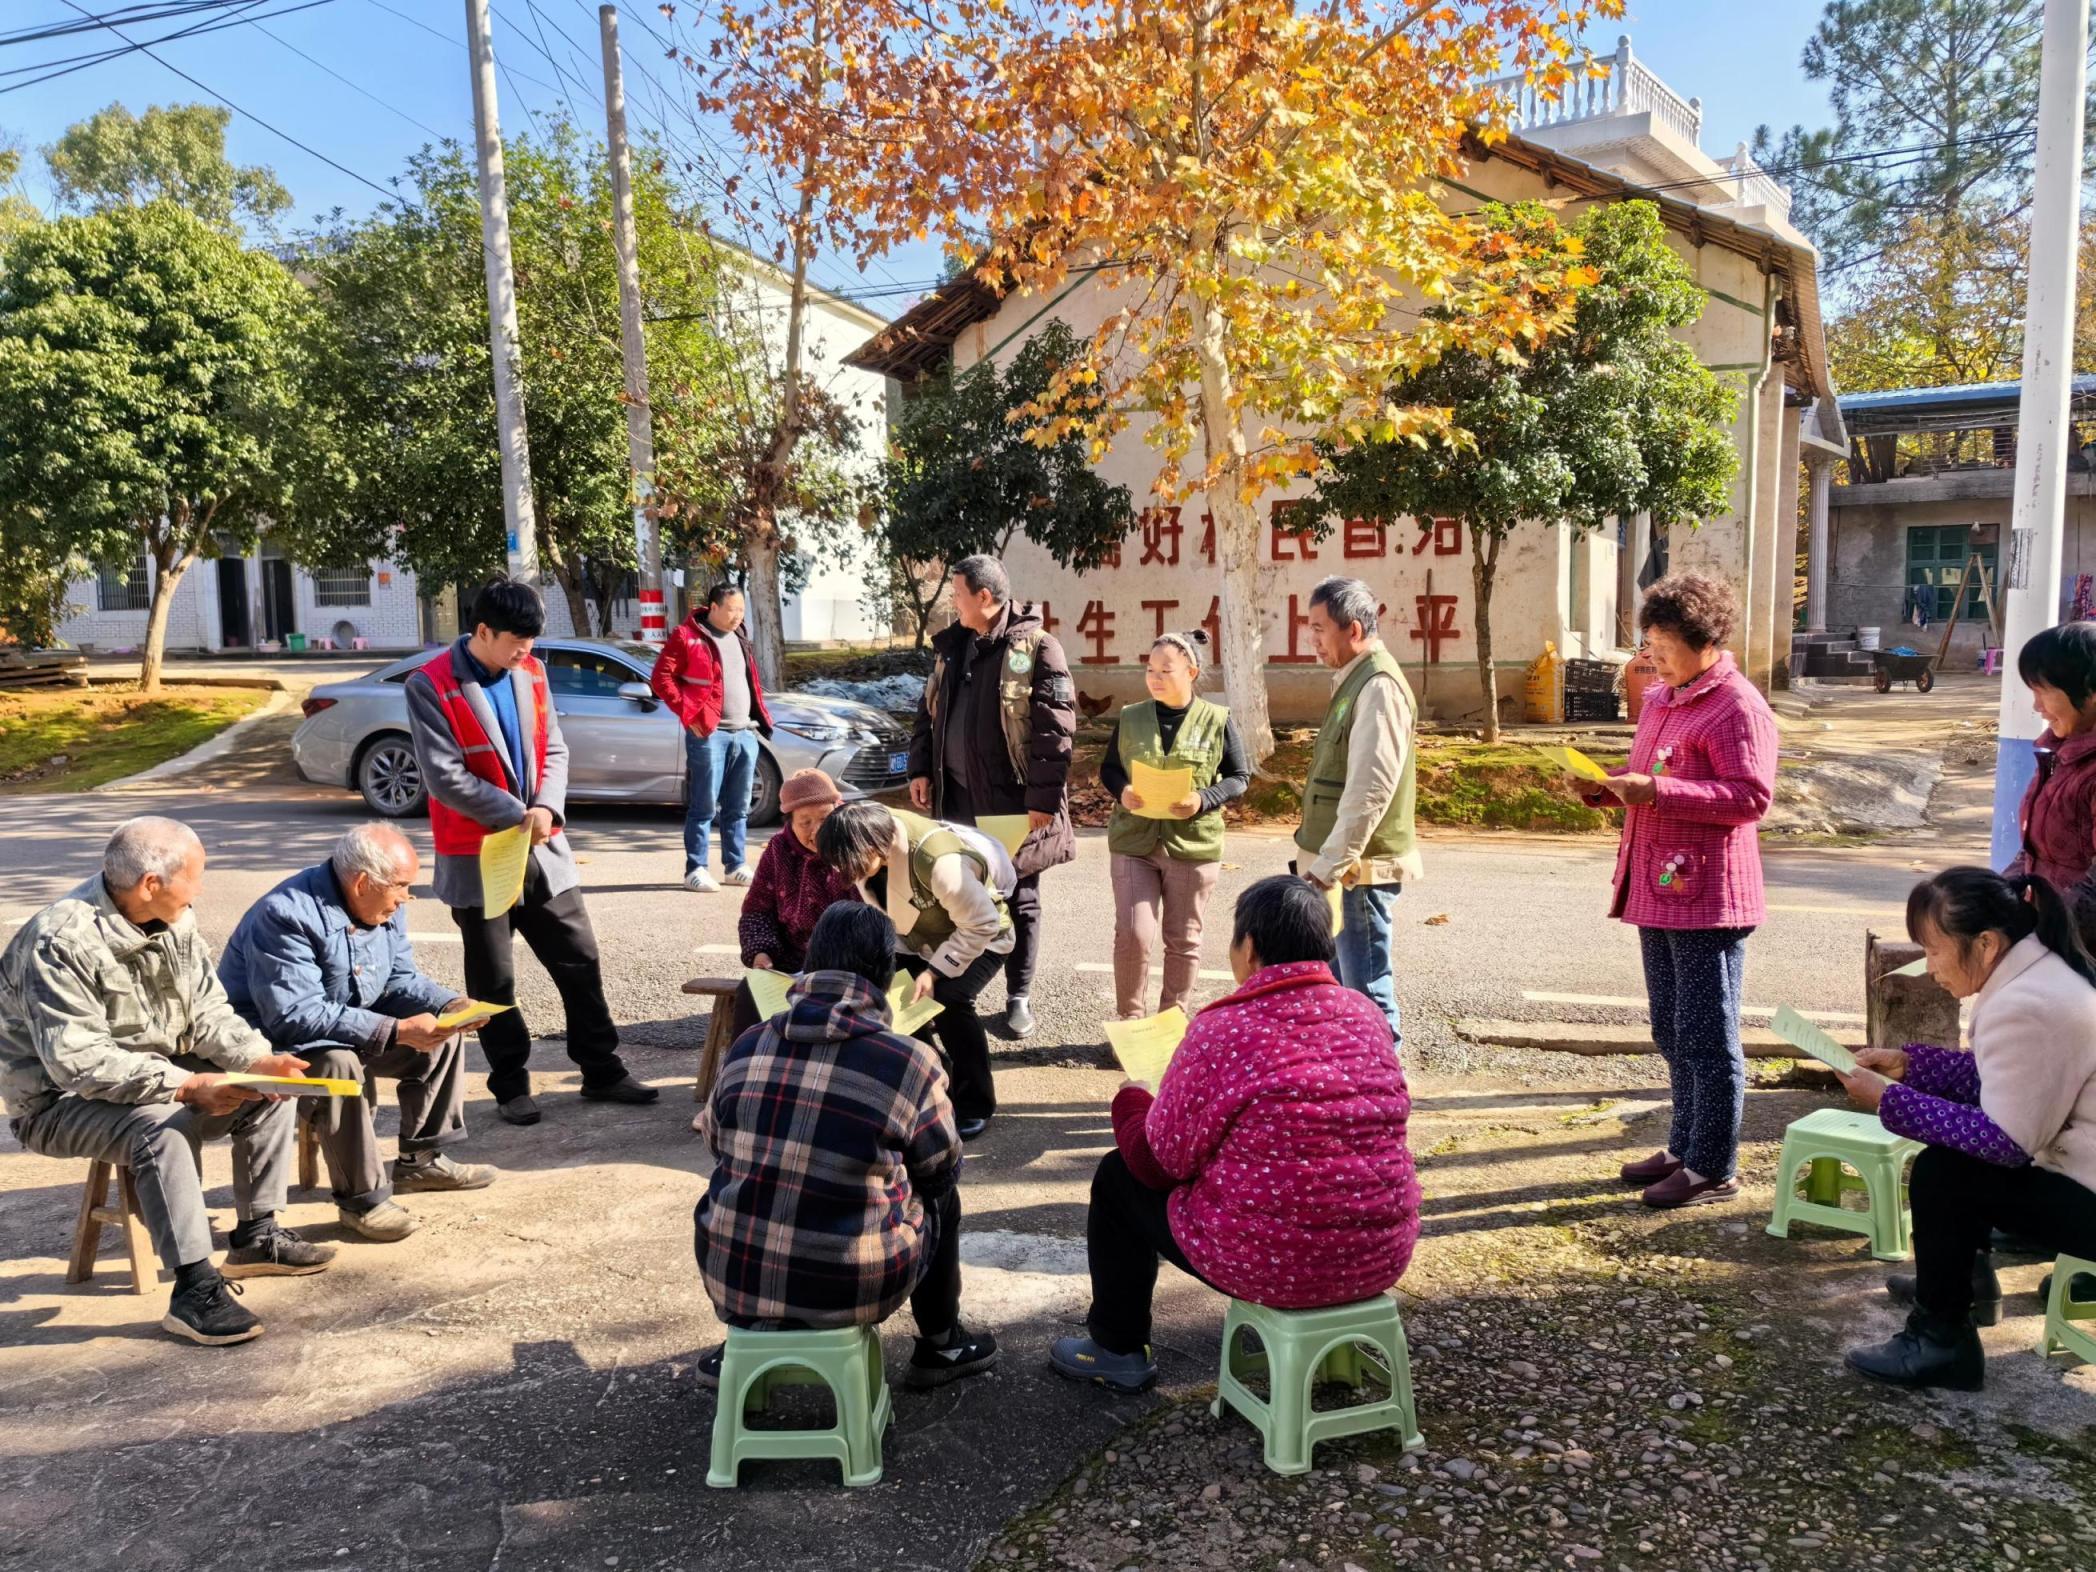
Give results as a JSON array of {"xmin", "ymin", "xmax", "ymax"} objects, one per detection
[{"xmin": 0, "ymin": 0, "xmax": 1835, "ymax": 310}]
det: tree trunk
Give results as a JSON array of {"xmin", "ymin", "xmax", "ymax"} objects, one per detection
[
  {"xmin": 548, "ymin": 554, "xmax": 594, "ymax": 639},
  {"xmin": 1189, "ymin": 294, "xmax": 1273, "ymax": 764},
  {"xmin": 139, "ymin": 546, "xmax": 191, "ymax": 697},
  {"xmin": 744, "ymin": 509, "xmax": 788, "ymax": 691},
  {"xmin": 1470, "ymin": 527, "xmax": 1502, "ymax": 743}
]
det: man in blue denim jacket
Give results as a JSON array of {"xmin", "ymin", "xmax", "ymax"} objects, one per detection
[{"xmin": 221, "ymin": 824, "xmax": 496, "ymax": 1241}]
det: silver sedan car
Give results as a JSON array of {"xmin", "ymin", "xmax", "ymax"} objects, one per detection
[{"xmin": 290, "ymin": 638, "xmax": 913, "ymax": 824}]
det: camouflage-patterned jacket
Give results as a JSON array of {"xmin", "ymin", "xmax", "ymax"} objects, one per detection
[{"xmin": 0, "ymin": 875, "xmax": 270, "ymax": 1124}]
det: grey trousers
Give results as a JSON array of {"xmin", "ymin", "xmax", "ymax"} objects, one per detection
[
  {"xmin": 15, "ymin": 1085, "xmax": 295, "ymax": 1272},
  {"xmin": 298, "ymin": 1036, "xmax": 470, "ymax": 1212}
]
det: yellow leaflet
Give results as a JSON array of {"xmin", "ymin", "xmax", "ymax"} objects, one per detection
[
  {"xmin": 885, "ymin": 974, "xmax": 945, "ymax": 1036},
  {"xmin": 744, "ymin": 967, "xmax": 793, "ymax": 1020},
  {"xmin": 1540, "ymin": 745, "xmax": 1611, "ymax": 783},
  {"xmin": 1128, "ymin": 759, "xmax": 1196, "ymax": 819},
  {"xmin": 1104, "ymin": 1008, "xmax": 1190, "ymax": 1087},
  {"xmin": 433, "ymin": 1000, "xmax": 512, "ymax": 1031},
  {"xmin": 1770, "ymin": 1006, "xmax": 1859, "ymax": 1075},
  {"xmin": 977, "ymin": 814, "xmax": 1033, "ymax": 857},
  {"xmin": 223, "ymin": 1074, "xmax": 363, "ymax": 1098},
  {"xmin": 478, "ymin": 824, "xmax": 531, "ymax": 916}
]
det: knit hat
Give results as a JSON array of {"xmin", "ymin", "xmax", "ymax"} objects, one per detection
[{"xmin": 779, "ymin": 768, "xmax": 843, "ymax": 814}]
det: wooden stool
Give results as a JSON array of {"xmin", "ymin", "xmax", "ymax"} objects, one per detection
[
  {"xmin": 297, "ymin": 1114, "xmax": 321, "ymax": 1190},
  {"xmin": 684, "ymin": 976, "xmax": 742, "ymax": 1102},
  {"xmin": 67, "ymin": 1161, "xmax": 156, "ymax": 1295}
]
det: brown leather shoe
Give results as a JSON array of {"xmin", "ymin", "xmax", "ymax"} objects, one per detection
[
  {"xmin": 1640, "ymin": 1168, "xmax": 1741, "ymax": 1209},
  {"xmin": 1619, "ymin": 1150, "xmax": 1683, "ymax": 1186}
]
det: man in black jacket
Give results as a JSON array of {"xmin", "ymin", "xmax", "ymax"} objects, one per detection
[{"xmin": 908, "ymin": 555, "xmax": 1076, "ymax": 1039}]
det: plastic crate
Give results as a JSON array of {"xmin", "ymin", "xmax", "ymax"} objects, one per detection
[
  {"xmin": 1563, "ymin": 659, "xmax": 1617, "ymax": 693},
  {"xmin": 1563, "ymin": 689, "xmax": 1620, "ymax": 723}
]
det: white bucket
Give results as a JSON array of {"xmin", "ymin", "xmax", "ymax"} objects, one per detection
[{"xmin": 1855, "ymin": 626, "xmax": 1881, "ymax": 651}]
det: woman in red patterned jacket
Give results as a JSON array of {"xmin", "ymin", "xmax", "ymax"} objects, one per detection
[
  {"xmin": 1582, "ymin": 574, "xmax": 1779, "ymax": 1211},
  {"xmin": 1049, "ymin": 875, "xmax": 1416, "ymax": 1395},
  {"xmin": 721, "ymin": 769, "xmax": 860, "ymax": 1040},
  {"xmin": 2006, "ymin": 622, "xmax": 2096, "ymax": 950}
]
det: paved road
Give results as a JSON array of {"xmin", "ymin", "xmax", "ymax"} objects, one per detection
[{"xmin": 0, "ymin": 720, "xmax": 1984, "ymax": 1075}]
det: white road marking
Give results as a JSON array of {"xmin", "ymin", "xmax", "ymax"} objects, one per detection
[
  {"xmin": 1522, "ymin": 989, "xmax": 1864, "ymax": 1025},
  {"xmin": 1766, "ymin": 902, "xmax": 1903, "ymax": 917},
  {"xmin": 406, "ymin": 933, "xmax": 461, "ymax": 945}
]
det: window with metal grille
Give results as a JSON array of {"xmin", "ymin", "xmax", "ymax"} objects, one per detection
[
  {"xmin": 1905, "ymin": 527, "xmax": 1997, "ymax": 621},
  {"xmin": 96, "ymin": 557, "xmax": 151, "ymax": 612},
  {"xmin": 310, "ymin": 566, "xmax": 371, "ymax": 607}
]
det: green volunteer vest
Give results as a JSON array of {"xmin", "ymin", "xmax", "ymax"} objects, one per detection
[
  {"xmin": 1106, "ymin": 698, "xmax": 1230, "ymax": 863},
  {"xmin": 891, "ymin": 809, "xmax": 1012, "ymax": 953},
  {"xmin": 1294, "ymin": 647, "xmax": 1418, "ymax": 868}
]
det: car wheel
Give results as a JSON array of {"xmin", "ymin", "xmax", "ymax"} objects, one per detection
[
  {"xmin": 749, "ymin": 750, "xmax": 783, "ymax": 827},
  {"xmin": 356, "ymin": 733, "xmax": 426, "ymax": 817},
  {"xmin": 1915, "ymin": 668, "xmax": 1935, "ymax": 694}
]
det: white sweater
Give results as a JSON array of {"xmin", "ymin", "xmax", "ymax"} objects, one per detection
[
  {"xmin": 1970, "ymin": 934, "xmax": 2096, "ymax": 1193},
  {"xmin": 868, "ymin": 820, "xmax": 1017, "ymax": 978}
]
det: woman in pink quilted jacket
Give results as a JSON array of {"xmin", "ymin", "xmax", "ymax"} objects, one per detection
[
  {"xmin": 1049, "ymin": 875, "xmax": 1417, "ymax": 1394},
  {"xmin": 1582, "ymin": 574, "xmax": 1779, "ymax": 1210}
]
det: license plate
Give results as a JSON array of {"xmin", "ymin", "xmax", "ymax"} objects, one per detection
[{"xmin": 889, "ymin": 751, "xmax": 910, "ymax": 775}]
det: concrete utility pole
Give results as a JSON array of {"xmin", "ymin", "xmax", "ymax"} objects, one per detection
[
  {"xmin": 598, "ymin": 4, "xmax": 666, "ymax": 643},
  {"xmin": 465, "ymin": 0, "xmax": 539, "ymax": 583},
  {"xmin": 1991, "ymin": 0, "xmax": 2090, "ymax": 867}
]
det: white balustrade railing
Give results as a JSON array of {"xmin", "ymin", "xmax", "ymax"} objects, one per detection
[{"xmin": 1714, "ymin": 146, "xmax": 1795, "ymax": 218}]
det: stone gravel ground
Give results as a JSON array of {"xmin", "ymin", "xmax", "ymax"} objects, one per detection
[{"xmin": 980, "ymin": 1117, "xmax": 2096, "ymax": 1572}]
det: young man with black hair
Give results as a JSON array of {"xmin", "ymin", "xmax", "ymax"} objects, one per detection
[{"xmin": 404, "ymin": 578, "xmax": 658, "ymax": 1126}]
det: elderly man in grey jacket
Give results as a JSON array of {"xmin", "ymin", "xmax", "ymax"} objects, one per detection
[
  {"xmin": 0, "ymin": 817, "xmax": 336, "ymax": 1347},
  {"xmin": 220, "ymin": 823, "xmax": 498, "ymax": 1244},
  {"xmin": 403, "ymin": 577, "xmax": 655, "ymax": 1126}
]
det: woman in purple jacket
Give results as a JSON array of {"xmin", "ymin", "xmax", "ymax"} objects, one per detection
[{"xmin": 1580, "ymin": 575, "xmax": 1780, "ymax": 1211}]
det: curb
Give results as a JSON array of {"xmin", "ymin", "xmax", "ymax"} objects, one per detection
[
  {"xmin": 1453, "ymin": 1016, "xmax": 1864, "ymax": 1060},
  {"xmin": 94, "ymin": 688, "xmax": 299, "ymax": 793}
]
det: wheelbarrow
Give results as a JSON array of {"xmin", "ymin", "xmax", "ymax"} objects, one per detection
[{"xmin": 1871, "ymin": 647, "xmax": 1936, "ymax": 694}]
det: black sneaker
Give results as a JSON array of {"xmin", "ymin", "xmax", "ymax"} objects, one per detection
[
  {"xmin": 1845, "ymin": 1308, "xmax": 1985, "ymax": 1392},
  {"xmin": 161, "ymin": 1274, "xmax": 262, "ymax": 1346},
  {"xmin": 580, "ymin": 1076, "xmax": 660, "ymax": 1106},
  {"xmin": 696, "ymin": 1344, "xmax": 724, "ymax": 1390},
  {"xmin": 221, "ymin": 1223, "xmax": 337, "ymax": 1279},
  {"xmin": 906, "ymin": 1324, "xmax": 998, "ymax": 1389}
]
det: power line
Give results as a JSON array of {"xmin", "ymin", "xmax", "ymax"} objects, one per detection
[
  {"xmin": 247, "ymin": 16, "xmax": 450, "ymax": 139},
  {"xmin": 52, "ymin": 0, "xmax": 404, "ymax": 205},
  {"xmin": 0, "ymin": 0, "xmax": 337, "ymax": 94}
]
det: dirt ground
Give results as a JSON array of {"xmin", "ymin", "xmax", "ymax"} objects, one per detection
[{"xmin": 4, "ymin": 1040, "xmax": 2092, "ymax": 1572}]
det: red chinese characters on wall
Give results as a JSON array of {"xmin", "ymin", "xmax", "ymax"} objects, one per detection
[
  {"xmin": 1343, "ymin": 519, "xmax": 1386, "ymax": 559},
  {"xmin": 1076, "ymin": 600, "xmax": 1116, "ymax": 665},
  {"xmin": 1411, "ymin": 516, "xmax": 1461, "ymax": 557},
  {"xmin": 1270, "ymin": 500, "xmax": 1319, "ymax": 563},
  {"xmin": 1409, "ymin": 591, "xmax": 1462, "ymax": 664},
  {"xmin": 1275, "ymin": 595, "xmax": 1317, "ymax": 664},
  {"xmin": 1139, "ymin": 507, "xmax": 1183, "ymax": 567}
]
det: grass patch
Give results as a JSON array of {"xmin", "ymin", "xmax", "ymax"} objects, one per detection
[
  {"xmin": 1068, "ymin": 726, "xmax": 1627, "ymax": 834},
  {"xmin": 0, "ymin": 682, "xmax": 266, "ymax": 793}
]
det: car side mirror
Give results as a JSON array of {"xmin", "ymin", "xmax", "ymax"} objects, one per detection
[{"xmin": 617, "ymin": 681, "xmax": 658, "ymax": 709}]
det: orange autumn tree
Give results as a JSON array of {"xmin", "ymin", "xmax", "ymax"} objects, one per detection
[{"xmin": 825, "ymin": 0, "xmax": 1624, "ymax": 759}]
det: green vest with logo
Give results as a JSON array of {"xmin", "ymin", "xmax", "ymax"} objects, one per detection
[
  {"xmin": 891, "ymin": 809, "xmax": 1012, "ymax": 953},
  {"xmin": 1107, "ymin": 698, "xmax": 1230, "ymax": 863},
  {"xmin": 1294, "ymin": 647, "xmax": 1417, "ymax": 869}
]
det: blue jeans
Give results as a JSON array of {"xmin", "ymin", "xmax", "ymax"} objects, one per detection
[
  {"xmin": 684, "ymin": 727, "xmax": 758, "ymax": 875},
  {"xmin": 1335, "ymin": 882, "xmax": 1401, "ymax": 1049},
  {"xmin": 1639, "ymin": 925, "xmax": 1753, "ymax": 1180}
]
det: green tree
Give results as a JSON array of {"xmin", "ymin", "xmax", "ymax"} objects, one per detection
[
  {"xmin": 0, "ymin": 203, "xmax": 313, "ymax": 689},
  {"xmin": 45, "ymin": 103, "xmax": 292, "ymax": 234},
  {"xmin": 1309, "ymin": 202, "xmax": 1738, "ymax": 741},
  {"xmin": 0, "ymin": 139, "xmax": 39, "ymax": 249},
  {"xmin": 293, "ymin": 126, "xmax": 740, "ymax": 636},
  {"xmin": 872, "ymin": 318, "xmax": 1135, "ymax": 645}
]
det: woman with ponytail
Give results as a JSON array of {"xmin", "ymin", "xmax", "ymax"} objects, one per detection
[
  {"xmin": 1098, "ymin": 631, "xmax": 1250, "ymax": 1019},
  {"xmin": 1840, "ymin": 867, "xmax": 2096, "ymax": 1391}
]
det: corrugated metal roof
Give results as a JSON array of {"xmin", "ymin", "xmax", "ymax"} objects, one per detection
[{"xmin": 1839, "ymin": 376, "xmax": 2096, "ymax": 415}]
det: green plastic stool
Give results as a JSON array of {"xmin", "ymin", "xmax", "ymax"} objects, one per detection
[
  {"xmin": 1764, "ymin": 1108, "xmax": 1924, "ymax": 1262},
  {"xmin": 1210, "ymin": 1295, "xmax": 1424, "ymax": 1476},
  {"xmin": 2038, "ymin": 1253, "xmax": 2096, "ymax": 1366},
  {"xmin": 707, "ymin": 1324, "xmax": 892, "ymax": 1488}
]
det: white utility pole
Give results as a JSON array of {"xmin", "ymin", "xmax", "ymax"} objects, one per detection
[
  {"xmin": 1991, "ymin": 0, "xmax": 2089, "ymax": 867},
  {"xmin": 465, "ymin": 0, "xmax": 539, "ymax": 583},
  {"xmin": 598, "ymin": 4, "xmax": 666, "ymax": 643}
]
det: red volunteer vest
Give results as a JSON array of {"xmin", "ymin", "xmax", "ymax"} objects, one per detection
[{"xmin": 420, "ymin": 651, "xmax": 555, "ymax": 856}]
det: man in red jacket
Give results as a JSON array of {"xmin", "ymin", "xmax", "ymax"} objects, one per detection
[{"xmin": 649, "ymin": 583, "xmax": 775, "ymax": 892}]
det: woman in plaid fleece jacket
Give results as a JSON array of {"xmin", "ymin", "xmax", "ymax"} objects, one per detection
[
  {"xmin": 1583, "ymin": 574, "xmax": 1779, "ymax": 1212},
  {"xmin": 693, "ymin": 903, "xmax": 997, "ymax": 1389}
]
